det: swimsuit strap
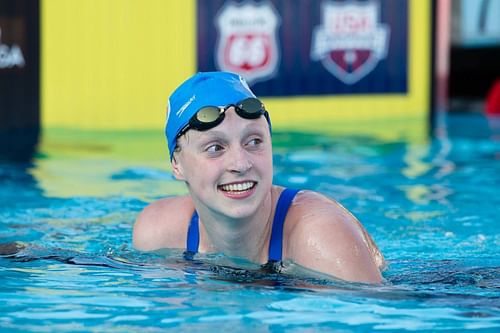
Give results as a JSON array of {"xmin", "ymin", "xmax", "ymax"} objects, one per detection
[
  {"xmin": 186, "ymin": 210, "xmax": 200, "ymax": 254},
  {"xmin": 185, "ymin": 188, "xmax": 300, "ymax": 262},
  {"xmin": 268, "ymin": 188, "xmax": 300, "ymax": 262}
]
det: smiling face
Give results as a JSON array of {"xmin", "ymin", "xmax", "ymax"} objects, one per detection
[{"xmin": 171, "ymin": 107, "xmax": 273, "ymax": 220}]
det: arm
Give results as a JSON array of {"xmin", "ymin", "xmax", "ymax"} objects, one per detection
[
  {"xmin": 133, "ymin": 196, "xmax": 193, "ymax": 251},
  {"xmin": 285, "ymin": 191, "xmax": 384, "ymax": 284}
]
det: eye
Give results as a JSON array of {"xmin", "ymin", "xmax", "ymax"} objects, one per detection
[
  {"xmin": 246, "ymin": 137, "xmax": 263, "ymax": 150},
  {"xmin": 247, "ymin": 138, "xmax": 262, "ymax": 146},
  {"xmin": 205, "ymin": 144, "xmax": 224, "ymax": 154}
]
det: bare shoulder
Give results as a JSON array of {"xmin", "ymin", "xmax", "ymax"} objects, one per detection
[
  {"xmin": 283, "ymin": 190, "xmax": 385, "ymax": 283},
  {"xmin": 132, "ymin": 195, "xmax": 194, "ymax": 251}
]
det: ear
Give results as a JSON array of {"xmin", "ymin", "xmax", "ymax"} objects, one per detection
[{"xmin": 171, "ymin": 154, "xmax": 186, "ymax": 181}]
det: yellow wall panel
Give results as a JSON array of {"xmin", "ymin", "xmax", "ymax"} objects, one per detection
[
  {"xmin": 42, "ymin": 0, "xmax": 431, "ymax": 141},
  {"xmin": 42, "ymin": 0, "xmax": 195, "ymax": 129}
]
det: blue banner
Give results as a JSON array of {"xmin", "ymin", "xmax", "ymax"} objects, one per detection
[{"xmin": 197, "ymin": 0, "xmax": 408, "ymax": 96}]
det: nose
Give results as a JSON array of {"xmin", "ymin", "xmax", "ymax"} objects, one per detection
[{"xmin": 227, "ymin": 145, "xmax": 252, "ymax": 174}]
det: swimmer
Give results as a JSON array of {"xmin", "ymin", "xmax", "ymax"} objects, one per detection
[{"xmin": 133, "ymin": 71, "xmax": 385, "ymax": 283}]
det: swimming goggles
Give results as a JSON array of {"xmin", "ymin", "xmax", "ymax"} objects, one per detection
[{"xmin": 176, "ymin": 97, "xmax": 269, "ymax": 138}]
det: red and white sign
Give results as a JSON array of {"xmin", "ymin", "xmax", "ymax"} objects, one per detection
[
  {"xmin": 215, "ymin": 1, "xmax": 280, "ymax": 84},
  {"xmin": 311, "ymin": 1, "xmax": 390, "ymax": 84}
]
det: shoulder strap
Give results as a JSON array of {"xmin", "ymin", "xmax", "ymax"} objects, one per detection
[
  {"xmin": 268, "ymin": 188, "xmax": 300, "ymax": 262},
  {"xmin": 186, "ymin": 210, "xmax": 200, "ymax": 254},
  {"xmin": 186, "ymin": 189, "xmax": 300, "ymax": 261}
]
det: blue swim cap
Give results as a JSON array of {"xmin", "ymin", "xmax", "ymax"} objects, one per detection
[{"xmin": 165, "ymin": 71, "xmax": 268, "ymax": 160}]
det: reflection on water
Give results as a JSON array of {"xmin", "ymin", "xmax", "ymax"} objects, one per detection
[
  {"xmin": 1, "ymin": 242, "xmax": 499, "ymax": 331},
  {"xmin": 0, "ymin": 113, "xmax": 499, "ymax": 331}
]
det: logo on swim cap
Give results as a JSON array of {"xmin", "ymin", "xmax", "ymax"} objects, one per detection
[{"xmin": 176, "ymin": 95, "xmax": 196, "ymax": 117}]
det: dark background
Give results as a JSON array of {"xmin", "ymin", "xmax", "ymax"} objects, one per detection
[{"xmin": 0, "ymin": 0, "xmax": 40, "ymax": 161}]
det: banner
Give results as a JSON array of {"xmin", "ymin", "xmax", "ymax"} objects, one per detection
[
  {"xmin": 40, "ymin": 0, "xmax": 431, "ymax": 142},
  {"xmin": 197, "ymin": 0, "xmax": 408, "ymax": 96}
]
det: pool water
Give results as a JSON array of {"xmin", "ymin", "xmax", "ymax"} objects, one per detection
[{"xmin": 1, "ymin": 113, "xmax": 499, "ymax": 332}]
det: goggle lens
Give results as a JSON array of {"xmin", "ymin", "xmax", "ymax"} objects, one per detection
[
  {"xmin": 237, "ymin": 98, "xmax": 265, "ymax": 118},
  {"xmin": 195, "ymin": 106, "xmax": 222, "ymax": 123}
]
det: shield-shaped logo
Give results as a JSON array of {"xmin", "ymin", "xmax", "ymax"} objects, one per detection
[
  {"xmin": 215, "ymin": 1, "xmax": 280, "ymax": 85},
  {"xmin": 311, "ymin": 1, "xmax": 390, "ymax": 84}
]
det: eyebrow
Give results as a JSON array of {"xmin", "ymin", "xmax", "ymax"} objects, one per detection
[
  {"xmin": 195, "ymin": 130, "xmax": 228, "ymax": 141},
  {"xmin": 197, "ymin": 122, "xmax": 266, "ymax": 140},
  {"xmin": 241, "ymin": 125, "xmax": 267, "ymax": 137}
]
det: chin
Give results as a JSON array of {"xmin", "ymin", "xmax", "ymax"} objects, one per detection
[{"xmin": 221, "ymin": 200, "xmax": 261, "ymax": 219}]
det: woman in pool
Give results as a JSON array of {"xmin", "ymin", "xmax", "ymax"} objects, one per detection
[{"xmin": 133, "ymin": 71, "xmax": 385, "ymax": 283}]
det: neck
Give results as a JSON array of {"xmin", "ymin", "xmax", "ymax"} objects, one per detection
[{"xmin": 196, "ymin": 188, "xmax": 276, "ymax": 264}]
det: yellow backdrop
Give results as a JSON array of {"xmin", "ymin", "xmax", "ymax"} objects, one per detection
[{"xmin": 42, "ymin": 0, "xmax": 431, "ymax": 141}]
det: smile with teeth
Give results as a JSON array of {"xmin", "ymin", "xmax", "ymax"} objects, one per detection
[{"xmin": 219, "ymin": 181, "xmax": 256, "ymax": 193}]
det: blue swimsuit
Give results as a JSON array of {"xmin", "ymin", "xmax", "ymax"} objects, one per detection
[{"xmin": 185, "ymin": 188, "xmax": 300, "ymax": 264}]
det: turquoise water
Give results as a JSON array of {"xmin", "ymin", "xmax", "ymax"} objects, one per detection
[{"xmin": 1, "ymin": 113, "xmax": 499, "ymax": 332}]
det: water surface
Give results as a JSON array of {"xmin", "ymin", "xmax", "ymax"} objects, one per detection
[{"xmin": 1, "ymin": 113, "xmax": 499, "ymax": 332}]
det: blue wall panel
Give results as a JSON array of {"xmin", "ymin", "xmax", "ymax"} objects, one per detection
[{"xmin": 197, "ymin": 0, "xmax": 408, "ymax": 97}]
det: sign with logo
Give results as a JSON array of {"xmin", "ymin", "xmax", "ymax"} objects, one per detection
[
  {"xmin": 0, "ymin": 20, "xmax": 26, "ymax": 70},
  {"xmin": 311, "ymin": 1, "xmax": 389, "ymax": 84},
  {"xmin": 0, "ymin": 0, "xmax": 40, "ymax": 161},
  {"xmin": 215, "ymin": 1, "xmax": 280, "ymax": 84},
  {"xmin": 197, "ymin": 0, "xmax": 408, "ymax": 96}
]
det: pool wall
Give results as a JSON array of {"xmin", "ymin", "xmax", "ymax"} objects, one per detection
[{"xmin": 1, "ymin": 0, "xmax": 433, "ymax": 153}]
